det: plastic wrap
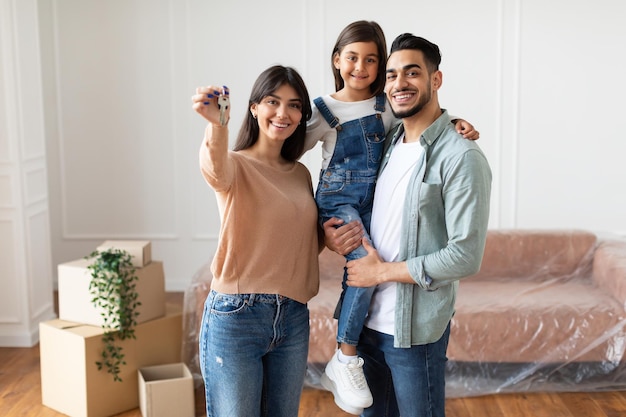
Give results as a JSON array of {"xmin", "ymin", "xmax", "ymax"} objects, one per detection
[
  {"xmin": 445, "ymin": 230, "xmax": 626, "ymax": 396},
  {"xmin": 182, "ymin": 230, "xmax": 626, "ymax": 397},
  {"xmin": 182, "ymin": 261, "xmax": 212, "ymax": 390}
]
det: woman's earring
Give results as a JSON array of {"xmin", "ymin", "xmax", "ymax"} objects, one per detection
[{"xmin": 251, "ymin": 112, "xmax": 257, "ymax": 119}]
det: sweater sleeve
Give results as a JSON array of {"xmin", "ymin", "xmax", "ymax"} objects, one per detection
[{"xmin": 198, "ymin": 124, "xmax": 234, "ymax": 192}]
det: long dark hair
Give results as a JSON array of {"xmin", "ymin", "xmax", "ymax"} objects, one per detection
[
  {"xmin": 331, "ymin": 20, "xmax": 387, "ymax": 96},
  {"xmin": 234, "ymin": 65, "xmax": 312, "ymax": 162}
]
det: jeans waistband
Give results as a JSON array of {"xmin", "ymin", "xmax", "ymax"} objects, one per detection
[
  {"xmin": 245, "ymin": 293, "xmax": 289, "ymax": 304},
  {"xmin": 209, "ymin": 291, "xmax": 290, "ymax": 305}
]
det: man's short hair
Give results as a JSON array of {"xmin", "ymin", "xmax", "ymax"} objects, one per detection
[{"xmin": 390, "ymin": 33, "xmax": 442, "ymax": 73}]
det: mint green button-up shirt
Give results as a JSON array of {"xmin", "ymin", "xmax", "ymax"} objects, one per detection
[{"xmin": 379, "ymin": 109, "xmax": 492, "ymax": 348}]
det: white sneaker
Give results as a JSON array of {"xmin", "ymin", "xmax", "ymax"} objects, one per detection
[{"xmin": 320, "ymin": 350, "xmax": 373, "ymax": 415}]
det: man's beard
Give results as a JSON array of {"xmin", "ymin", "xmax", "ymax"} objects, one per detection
[{"xmin": 390, "ymin": 85, "xmax": 432, "ymax": 119}]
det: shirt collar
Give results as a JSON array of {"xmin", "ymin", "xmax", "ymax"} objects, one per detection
[
  {"xmin": 390, "ymin": 108, "xmax": 451, "ymax": 147},
  {"xmin": 420, "ymin": 108, "xmax": 450, "ymax": 146}
]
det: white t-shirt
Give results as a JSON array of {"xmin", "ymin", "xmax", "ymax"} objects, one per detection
[
  {"xmin": 304, "ymin": 94, "xmax": 397, "ymax": 169},
  {"xmin": 365, "ymin": 138, "xmax": 424, "ymax": 335}
]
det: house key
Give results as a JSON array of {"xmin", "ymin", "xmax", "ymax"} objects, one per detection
[{"xmin": 218, "ymin": 94, "xmax": 229, "ymax": 126}]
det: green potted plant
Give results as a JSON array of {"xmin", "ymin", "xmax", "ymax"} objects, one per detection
[{"xmin": 85, "ymin": 248, "xmax": 141, "ymax": 382}]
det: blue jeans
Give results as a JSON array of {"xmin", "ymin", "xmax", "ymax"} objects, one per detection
[
  {"xmin": 314, "ymin": 94, "xmax": 386, "ymax": 347},
  {"xmin": 323, "ymin": 205, "xmax": 375, "ymax": 346},
  {"xmin": 358, "ymin": 324, "xmax": 450, "ymax": 417},
  {"xmin": 199, "ymin": 291, "xmax": 310, "ymax": 417}
]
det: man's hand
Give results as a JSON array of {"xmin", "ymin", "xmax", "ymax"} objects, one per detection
[
  {"xmin": 345, "ymin": 238, "xmax": 383, "ymax": 287},
  {"xmin": 323, "ymin": 218, "xmax": 363, "ymax": 255}
]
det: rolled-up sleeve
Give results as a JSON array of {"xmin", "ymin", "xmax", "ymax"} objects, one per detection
[{"xmin": 407, "ymin": 148, "xmax": 492, "ymax": 289}]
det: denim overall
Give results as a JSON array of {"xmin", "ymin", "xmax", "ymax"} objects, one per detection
[{"xmin": 314, "ymin": 93, "xmax": 386, "ymax": 346}]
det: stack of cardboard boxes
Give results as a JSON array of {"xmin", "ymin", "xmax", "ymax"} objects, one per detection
[{"xmin": 39, "ymin": 241, "xmax": 194, "ymax": 417}]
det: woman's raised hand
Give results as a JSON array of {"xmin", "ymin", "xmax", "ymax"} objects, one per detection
[{"xmin": 192, "ymin": 85, "xmax": 230, "ymax": 126}]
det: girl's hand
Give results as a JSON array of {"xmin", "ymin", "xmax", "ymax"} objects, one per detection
[
  {"xmin": 454, "ymin": 119, "xmax": 479, "ymax": 140},
  {"xmin": 191, "ymin": 85, "xmax": 230, "ymax": 126}
]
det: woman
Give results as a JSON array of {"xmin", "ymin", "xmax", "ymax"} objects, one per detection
[{"xmin": 191, "ymin": 65, "xmax": 321, "ymax": 417}]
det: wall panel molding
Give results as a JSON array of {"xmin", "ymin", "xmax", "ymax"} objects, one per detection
[
  {"xmin": 0, "ymin": 0, "xmax": 55, "ymax": 347},
  {"xmin": 494, "ymin": 0, "xmax": 522, "ymax": 229},
  {"xmin": 0, "ymin": 218, "xmax": 21, "ymax": 324},
  {"xmin": 52, "ymin": 0, "xmax": 178, "ymax": 240},
  {"xmin": 0, "ymin": 171, "xmax": 14, "ymax": 207},
  {"xmin": 23, "ymin": 163, "xmax": 47, "ymax": 205}
]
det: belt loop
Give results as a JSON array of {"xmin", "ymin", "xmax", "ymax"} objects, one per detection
[{"xmin": 248, "ymin": 294, "xmax": 255, "ymax": 306}]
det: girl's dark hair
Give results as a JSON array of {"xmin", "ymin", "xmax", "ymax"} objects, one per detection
[
  {"xmin": 234, "ymin": 65, "xmax": 312, "ymax": 162},
  {"xmin": 390, "ymin": 33, "xmax": 442, "ymax": 73},
  {"xmin": 331, "ymin": 20, "xmax": 387, "ymax": 96}
]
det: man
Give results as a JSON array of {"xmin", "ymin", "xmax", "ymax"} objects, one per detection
[{"xmin": 324, "ymin": 33, "xmax": 492, "ymax": 417}]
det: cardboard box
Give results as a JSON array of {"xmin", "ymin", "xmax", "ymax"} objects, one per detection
[
  {"xmin": 58, "ymin": 258, "xmax": 166, "ymax": 328},
  {"xmin": 40, "ymin": 305, "xmax": 183, "ymax": 417},
  {"xmin": 138, "ymin": 363, "xmax": 194, "ymax": 417},
  {"xmin": 96, "ymin": 240, "xmax": 152, "ymax": 267}
]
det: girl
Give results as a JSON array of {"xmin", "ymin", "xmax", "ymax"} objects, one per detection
[
  {"xmin": 192, "ymin": 65, "xmax": 321, "ymax": 417},
  {"xmin": 302, "ymin": 21, "xmax": 478, "ymax": 415}
]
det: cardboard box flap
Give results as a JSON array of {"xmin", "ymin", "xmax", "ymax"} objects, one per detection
[{"xmin": 97, "ymin": 240, "xmax": 152, "ymax": 267}]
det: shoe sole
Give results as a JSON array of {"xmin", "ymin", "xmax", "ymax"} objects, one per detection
[{"xmin": 320, "ymin": 372, "xmax": 365, "ymax": 416}]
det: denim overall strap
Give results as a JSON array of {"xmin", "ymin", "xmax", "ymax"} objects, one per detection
[
  {"xmin": 374, "ymin": 93, "xmax": 386, "ymax": 117},
  {"xmin": 313, "ymin": 96, "xmax": 341, "ymax": 130},
  {"xmin": 314, "ymin": 95, "xmax": 386, "ymax": 127}
]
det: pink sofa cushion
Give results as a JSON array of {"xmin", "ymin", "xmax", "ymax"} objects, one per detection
[
  {"xmin": 308, "ymin": 249, "xmax": 344, "ymax": 365},
  {"xmin": 593, "ymin": 239, "xmax": 626, "ymax": 308},
  {"xmin": 475, "ymin": 230, "xmax": 596, "ymax": 281},
  {"xmin": 450, "ymin": 278, "xmax": 626, "ymax": 362}
]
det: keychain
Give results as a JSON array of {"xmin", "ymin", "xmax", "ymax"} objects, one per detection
[{"xmin": 218, "ymin": 94, "xmax": 229, "ymax": 126}]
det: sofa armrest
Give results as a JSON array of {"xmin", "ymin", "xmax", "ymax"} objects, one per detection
[{"xmin": 592, "ymin": 238, "xmax": 626, "ymax": 308}]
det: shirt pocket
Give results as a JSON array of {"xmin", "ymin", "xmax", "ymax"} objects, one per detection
[{"xmin": 419, "ymin": 183, "xmax": 444, "ymax": 226}]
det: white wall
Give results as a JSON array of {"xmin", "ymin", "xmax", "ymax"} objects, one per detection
[
  {"xmin": 0, "ymin": 0, "xmax": 55, "ymax": 346},
  {"xmin": 34, "ymin": 0, "xmax": 626, "ymax": 291}
]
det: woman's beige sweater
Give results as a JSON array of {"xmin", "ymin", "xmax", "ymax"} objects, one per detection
[{"xmin": 199, "ymin": 139, "xmax": 319, "ymax": 304}]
